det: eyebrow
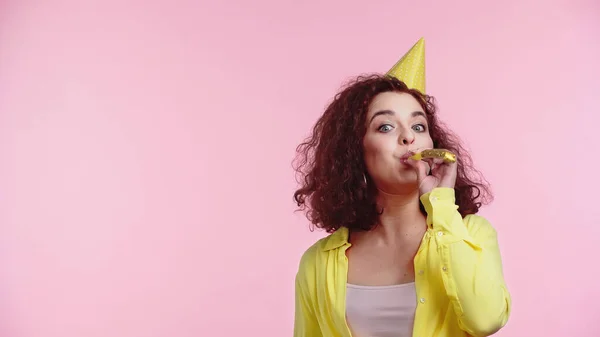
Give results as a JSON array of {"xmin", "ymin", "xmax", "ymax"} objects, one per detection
[{"xmin": 369, "ymin": 110, "xmax": 426, "ymax": 124}]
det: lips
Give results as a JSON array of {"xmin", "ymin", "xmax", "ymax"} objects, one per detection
[{"xmin": 400, "ymin": 151, "xmax": 416, "ymax": 162}]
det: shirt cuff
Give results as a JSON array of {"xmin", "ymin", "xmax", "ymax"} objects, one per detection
[
  {"xmin": 420, "ymin": 188, "xmax": 479, "ymax": 248},
  {"xmin": 420, "ymin": 187, "xmax": 456, "ymax": 212}
]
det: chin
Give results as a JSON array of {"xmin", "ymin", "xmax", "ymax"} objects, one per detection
[
  {"xmin": 397, "ymin": 180, "xmax": 419, "ymax": 191},
  {"xmin": 377, "ymin": 175, "xmax": 418, "ymax": 193},
  {"xmin": 395, "ymin": 177, "xmax": 419, "ymax": 190},
  {"xmin": 379, "ymin": 181, "xmax": 419, "ymax": 196},
  {"xmin": 398, "ymin": 170, "xmax": 418, "ymax": 183}
]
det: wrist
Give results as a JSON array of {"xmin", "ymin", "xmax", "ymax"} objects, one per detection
[{"xmin": 420, "ymin": 187, "xmax": 456, "ymax": 206}]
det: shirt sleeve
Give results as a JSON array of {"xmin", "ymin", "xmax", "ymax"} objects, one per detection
[
  {"xmin": 420, "ymin": 187, "xmax": 512, "ymax": 337},
  {"xmin": 293, "ymin": 259, "xmax": 322, "ymax": 337}
]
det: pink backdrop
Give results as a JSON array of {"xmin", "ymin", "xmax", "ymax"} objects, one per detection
[{"xmin": 1, "ymin": 0, "xmax": 599, "ymax": 336}]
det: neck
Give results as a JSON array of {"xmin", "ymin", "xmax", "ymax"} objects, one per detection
[{"xmin": 370, "ymin": 188, "xmax": 427, "ymax": 243}]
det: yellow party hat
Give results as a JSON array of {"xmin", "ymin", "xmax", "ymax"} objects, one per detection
[{"xmin": 386, "ymin": 37, "xmax": 426, "ymax": 93}]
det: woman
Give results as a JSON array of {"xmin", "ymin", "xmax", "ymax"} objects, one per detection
[{"xmin": 292, "ymin": 41, "xmax": 511, "ymax": 337}]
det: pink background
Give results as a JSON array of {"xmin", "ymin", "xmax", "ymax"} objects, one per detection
[{"xmin": 1, "ymin": 0, "xmax": 599, "ymax": 336}]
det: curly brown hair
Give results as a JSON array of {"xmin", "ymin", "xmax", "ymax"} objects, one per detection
[{"xmin": 293, "ymin": 74, "xmax": 492, "ymax": 233}]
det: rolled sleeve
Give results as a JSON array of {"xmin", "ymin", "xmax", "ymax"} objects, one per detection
[{"xmin": 420, "ymin": 187, "xmax": 511, "ymax": 336}]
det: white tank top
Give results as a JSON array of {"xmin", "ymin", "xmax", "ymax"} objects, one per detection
[{"xmin": 345, "ymin": 282, "xmax": 417, "ymax": 337}]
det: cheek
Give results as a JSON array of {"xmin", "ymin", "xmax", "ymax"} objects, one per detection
[
  {"xmin": 363, "ymin": 136, "xmax": 395, "ymax": 165},
  {"xmin": 418, "ymin": 133, "xmax": 434, "ymax": 148},
  {"xmin": 363, "ymin": 137, "xmax": 384, "ymax": 157}
]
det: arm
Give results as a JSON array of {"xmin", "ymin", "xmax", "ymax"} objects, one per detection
[
  {"xmin": 421, "ymin": 187, "xmax": 511, "ymax": 337},
  {"xmin": 293, "ymin": 260, "xmax": 322, "ymax": 336}
]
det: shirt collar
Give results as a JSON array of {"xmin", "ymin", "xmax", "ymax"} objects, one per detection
[{"xmin": 322, "ymin": 227, "xmax": 350, "ymax": 251}]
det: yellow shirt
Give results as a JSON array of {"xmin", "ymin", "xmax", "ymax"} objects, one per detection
[{"xmin": 293, "ymin": 188, "xmax": 511, "ymax": 337}]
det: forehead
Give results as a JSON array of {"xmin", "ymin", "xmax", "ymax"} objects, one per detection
[{"xmin": 367, "ymin": 91, "xmax": 424, "ymax": 118}]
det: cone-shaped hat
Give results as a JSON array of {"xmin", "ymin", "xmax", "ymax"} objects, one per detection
[{"xmin": 386, "ymin": 38, "xmax": 426, "ymax": 93}]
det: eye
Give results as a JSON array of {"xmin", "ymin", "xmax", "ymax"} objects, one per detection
[
  {"xmin": 412, "ymin": 124, "xmax": 427, "ymax": 132},
  {"xmin": 378, "ymin": 124, "xmax": 394, "ymax": 133}
]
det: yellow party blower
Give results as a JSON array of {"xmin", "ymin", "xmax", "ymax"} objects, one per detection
[{"xmin": 410, "ymin": 149, "xmax": 457, "ymax": 163}]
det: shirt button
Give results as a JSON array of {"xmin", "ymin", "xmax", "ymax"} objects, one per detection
[
  {"xmin": 442, "ymin": 266, "xmax": 447, "ymax": 271},
  {"xmin": 431, "ymin": 196, "xmax": 438, "ymax": 201},
  {"xmin": 419, "ymin": 270, "xmax": 424, "ymax": 275},
  {"xmin": 420, "ymin": 298, "xmax": 426, "ymax": 303},
  {"xmin": 437, "ymin": 231, "xmax": 444, "ymax": 237}
]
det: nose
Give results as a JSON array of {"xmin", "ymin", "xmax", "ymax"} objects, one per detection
[{"xmin": 399, "ymin": 129, "xmax": 415, "ymax": 145}]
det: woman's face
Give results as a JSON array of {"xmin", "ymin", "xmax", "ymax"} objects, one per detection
[{"xmin": 363, "ymin": 91, "xmax": 434, "ymax": 194}]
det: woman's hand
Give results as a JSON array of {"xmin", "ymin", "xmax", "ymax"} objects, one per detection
[{"xmin": 404, "ymin": 149, "xmax": 458, "ymax": 196}]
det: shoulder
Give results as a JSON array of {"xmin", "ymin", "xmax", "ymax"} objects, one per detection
[
  {"xmin": 464, "ymin": 214, "xmax": 499, "ymax": 239},
  {"xmin": 294, "ymin": 238, "xmax": 324, "ymax": 291},
  {"xmin": 296, "ymin": 236, "xmax": 328, "ymax": 276},
  {"xmin": 298, "ymin": 239, "xmax": 324, "ymax": 270},
  {"xmin": 296, "ymin": 228, "xmax": 348, "ymax": 280}
]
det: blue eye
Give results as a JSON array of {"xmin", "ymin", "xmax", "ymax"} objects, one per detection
[
  {"xmin": 412, "ymin": 124, "xmax": 426, "ymax": 132},
  {"xmin": 378, "ymin": 124, "xmax": 394, "ymax": 133}
]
